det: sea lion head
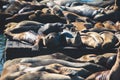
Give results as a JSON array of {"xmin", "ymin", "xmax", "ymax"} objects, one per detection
[{"xmin": 43, "ymin": 32, "xmax": 61, "ymax": 49}]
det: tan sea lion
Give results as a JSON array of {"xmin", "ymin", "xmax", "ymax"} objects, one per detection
[
  {"xmin": 81, "ymin": 32, "xmax": 103, "ymax": 49},
  {"xmin": 15, "ymin": 71, "xmax": 72, "ymax": 80},
  {"xmin": 3, "ymin": 52, "xmax": 81, "ymax": 68},
  {"xmin": 45, "ymin": 63, "xmax": 91, "ymax": 78},
  {"xmin": 0, "ymin": 63, "xmax": 45, "ymax": 80},
  {"xmin": 4, "ymin": 30, "xmax": 44, "ymax": 50},
  {"xmin": 4, "ymin": 20, "xmax": 44, "ymax": 33},
  {"xmin": 99, "ymin": 31, "xmax": 119, "ymax": 49}
]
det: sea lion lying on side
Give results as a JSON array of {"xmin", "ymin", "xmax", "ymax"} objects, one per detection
[
  {"xmin": 29, "ymin": 10, "xmax": 67, "ymax": 23},
  {"xmin": 3, "ymin": 52, "xmax": 81, "ymax": 68},
  {"xmin": 4, "ymin": 30, "xmax": 44, "ymax": 50},
  {"xmin": 4, "ymin": 20, "xmax": 44, "ymax": 33},
  {"xmin": 99, "ymin": 31, "xmax": 119, "ymax": 49},
  {"xmin": 85, "ymin": 48, "xmax": 120, "ymax": 80},
  {"xmin": 45, "ymin": 63, "xmax": 91, "ymax": 78}
]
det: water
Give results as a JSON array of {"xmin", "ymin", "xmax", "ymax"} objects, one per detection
[{"xmin": 0, "ymin": 34, "xmax": 6, "ymax": 73}]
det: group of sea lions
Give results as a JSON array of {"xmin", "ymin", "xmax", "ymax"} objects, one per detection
[
  {"xmin": 1, "ymin": 0, "xmax": 120, "ymax": 80},
  {"xmin": 0, "ymin": 50, "xmax": 119, "ymax": 80}
]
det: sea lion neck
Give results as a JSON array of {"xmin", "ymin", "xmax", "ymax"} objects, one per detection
[{"xmin": 108, "ymin": 47, "xmax": 120, "ymax": 80}]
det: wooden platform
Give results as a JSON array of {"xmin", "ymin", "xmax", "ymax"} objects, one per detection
[{"xmin": 5, "ymin": 39, "xmax": 117, "ymax": 60}]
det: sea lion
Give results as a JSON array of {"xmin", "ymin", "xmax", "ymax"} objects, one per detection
[
  {"xmin": 45, "ymin": 63, "xmax": 91, "ymax": 78},
  {"xmin": 81, "ymin": 32, "xmax": 103, "ymax": 49},
  {"xmin": 3, "ymin": 52, "xmax": 81, "ymax": 68},
  {"xmin": 18, "ymin": 4, "xmax": 48, "ymax": 13},
  {"xmin": 85, "ymin": 47, "xmax": 120, "ymax": 80},
  {"xmin": 41, "ymin": 0, "xmax": 114, "ymax": 7},
  {"xmin": 72, "ymin": 22, "xmax": 93, "ymax": 31},
  {"xmin": 103, "ymin": 21, "xmax": 116, "ymax": 31},
  {"xmin": 60, "ymin": 4, "xmax": 101, "ymax": 18},
  {"xmin": 6, "ymin": 11, "xmax": 35, "ymax": 23},
  {"xmin": 61, "ymin": 10, "xmax": 92, "ymax": 24},
  {"xmin": 4, "ymin": 1, "xmax": 24, "ymax": 15},
  {"xmin": 99, "ymin": 31, "xmax": 119, "ymax": 49},
  {"xmin": 4, "ymin": 30, "xmax": 44, "ymax": 49},
  {"xmin": 20, "ymin": 58, "xmax": 106, "ymax": 73},
  {"xmin": 15, "ymin": 71, "xmax": 72, "ymax": 80},
  {"xmin": 29, "ymin": 10, "xmax": 67, "ymax": 23},
  {"xmin": 0, "ymin": 63, "xmax": 45, "ymax": 80},
  {"xmin": 5, "ymin": 20, "xmax": 44, "ymax": 33},
  {"xmin": 77, "ymin": 54, "xmax": 97, "ymax": 62},
  {"xmin": 38, "ymin": 22, "xmax": 64, "ymax": 35}
]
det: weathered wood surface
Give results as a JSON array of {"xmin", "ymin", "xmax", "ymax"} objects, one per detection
[{"xmin": 5, "ymin": 39, "xmax": 117, "ymax": 60}]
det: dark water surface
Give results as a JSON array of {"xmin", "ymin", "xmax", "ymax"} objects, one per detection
[{"xmin": 0, "ymin": 34, "xmax": 6, "ymax": 73}]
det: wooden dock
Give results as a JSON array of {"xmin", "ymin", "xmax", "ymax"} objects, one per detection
[{"xmin": 4, "ymin": 39, "xmax": 117, "ymax": 60}]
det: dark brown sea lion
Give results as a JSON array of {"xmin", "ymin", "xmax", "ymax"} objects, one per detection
[
  {"xmin": 18, "ymin": 4, "xmax": 48, "ymax": 13},
  {"xmin": 29, "ymin": 10, "xmax": 67, "ymax": 23},
  {"xmin": 6, "ymin": 11, "xmax": 34, "ymax": 23},
  {"xmin": 85, "ymin": 47, "xmax": 120, "ymax": 80},
  {"xmin": 38, "ymin": 22, "xmax": 64, "ymax": 35}
]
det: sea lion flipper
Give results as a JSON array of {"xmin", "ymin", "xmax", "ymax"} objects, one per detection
[{"xmin": 32, "ymin": 44, "xmax": 39, "ymax": 51}]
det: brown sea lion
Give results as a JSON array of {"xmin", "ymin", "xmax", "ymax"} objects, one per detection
[
  {"xmin": 77, "ymin": 54, "xmax": 97, "ymax": 62},
  {"xmin": 85, "ymin": 47, "xmax": 120, "ymax": 80},
  {"xmin": 81, "ymin": 32, "xmax": 103, "ymax": 49},
  {"xmin": 45, "ymin": 63, "xmax": 91, "ymax": 78},
  {"xmin": 0, "ymin": 63, "xmax": 45, "ymax": 80},
  {"xmin": 4, "ymin": 30, "xmax": 44, "ymax": 50},
  {"xmin": 0, "ymin": 63, "xmax": 30, "ymax": 80},
  {"xmin": 61, "ymin": 10, "xmax": 92, "ymax": 24},
  {"xmin": 72, "ymin": 22, "xmax": 93, "ymax": 31},
  {"xmin": 103, "ymin": 21, "xmax": 116, "ymax": 30},
  {"xmin": 99, "ymin": 31, "xmax": 119, "ymax": 49},
  {"xmin": 4, "ymin": 20, "xmax": 44, "ymax": 33}
]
